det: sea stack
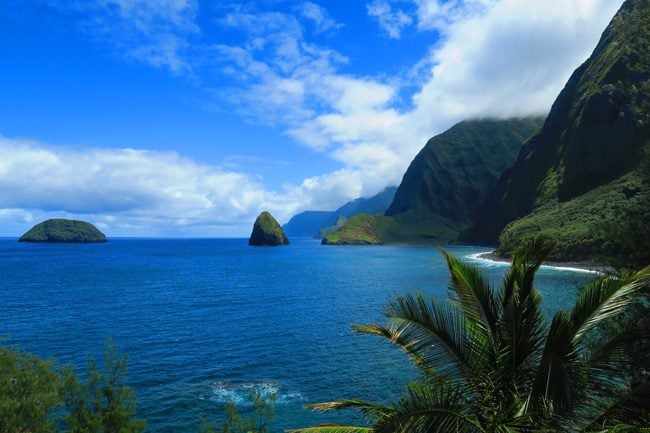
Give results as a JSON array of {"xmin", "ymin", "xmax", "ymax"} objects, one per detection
[
  {"xmin": 249, "ymin": 212, "xmax": 289, "ymax": 246},
  {"xmin": 19, "ymin": 219, "xmax": 108, "ymax": 243}
]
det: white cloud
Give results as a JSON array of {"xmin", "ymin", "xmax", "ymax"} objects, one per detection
[
  {"xmin": 59, "ymin": 0, "xmax": 199, "ymax": 74},
  {"xmin": 413, "ymin": 0, "xmax": 495, "ymax": 30},
  {"xmin": 0, "ymin": 136, "xmax": 381, "ymax": 236},
  {"xmin": 7, "ymin": 0, "xmax": 628, "ymax": 235},
  {"xmin": 410, "ymin": 0, "xmax": 624, "ymax": 121},
  {"xmin": 366, "ymin": 0, "xmax": 414, "ymax": 39},
  {"xmin": 0, "ymin": 137, "xmax": 282, "ymax": 236},
  {"xmin": 213, "ymin": 0, "xmax": 625, "ymax": 223},
  {"xmin": 300, "ymin": 1, "xmax": 343, "ymax": 33}
]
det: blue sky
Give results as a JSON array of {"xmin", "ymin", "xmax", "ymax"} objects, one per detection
[{"xmin": 0, "ymin": 0, "xmax": 624, "ymax": 236}]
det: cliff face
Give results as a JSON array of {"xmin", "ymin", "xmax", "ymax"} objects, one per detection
[
  {"xmin": 249, "ymin": 212, "xmax": 289, "ymax": 246},
  {"xmin": 462, "ymin": 0, "xmax": 650, "ymax": 266},
  {"xmin": 323, "ymin": 118, "xmax": 543, "ymax": 245},
  {"xmin": 381, "ymin": 118, "xmax": 543, "ymax": 243},
  {"xmin": 386, "ymin": 118, "xmax": 543, "ymax": 228},
  {"xmin": 19, "ymin": 219, "xmax": 108, "ymax": 243}
]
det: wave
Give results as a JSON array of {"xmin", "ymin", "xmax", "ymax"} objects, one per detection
[
  {"xmin": 464, "ymin": 252, "xmax": 602, "ymax": 274},
  {"xmin": 206, "ymin": 381, "xmax": 304, "ymax": 406}
]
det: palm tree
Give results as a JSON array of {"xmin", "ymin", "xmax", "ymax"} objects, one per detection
[{"xmin": 291, "ymin": 237, "xmax": 650, "ymax": 433}]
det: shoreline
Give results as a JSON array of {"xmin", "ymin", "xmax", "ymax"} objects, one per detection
[{"xmin": 465, "ymin": 251, "xmax": 609, "ymax": 274}]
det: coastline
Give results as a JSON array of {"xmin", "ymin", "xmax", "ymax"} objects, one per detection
[{"xmin": 465, "ymin": 251, "xmax": 609, "ymax": 274}]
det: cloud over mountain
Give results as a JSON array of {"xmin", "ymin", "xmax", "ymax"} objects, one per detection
[{"xmin": 0, "ymin": 0, "xmax": 626, "ymax": 235}]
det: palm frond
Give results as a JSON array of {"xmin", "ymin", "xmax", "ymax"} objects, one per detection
[
  {"xmin": 440, "ymin": 249, "xmax": 500, "ymax": 350},
  {"xmin": 530, "ymin": 311, "xmax": 579, "ymax": 414},
  {"xmin": 579, "ymin": 379, "xmax": 650, "ymax": 431},
  {"xmin": 373, "ymin": 382, "xmax": 483, "ymax": 433},
  {"xmin": 570, "ymin": 267, "xmax": 650, "ymax": 345},
  {"xmin": 585, "ymin": 326, "xmax": 650, "ymax": 376},
  {"xmin": 307, "ymin": 399, "xmax": 391, "ymax": 418},
  {"xmin": 286, "ymin": 426, "xmax": 373, "ymax": 433},
  {"xmin": 502, "ymin": 235, "xmax": 556, "ymax": 306},
  {"xmin": 355, "ymin": 291, "xmax": 489, "ymax": 393},
  {"xmin": 497, "ymin": 284, "xmax": 547, "ymax": 399},
  {"xmin": 352, "ymin": 323, "xmax": 436, "ymax": 377}
]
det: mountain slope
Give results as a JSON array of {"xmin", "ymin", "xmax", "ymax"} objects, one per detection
[
  {"xmin": 281, "ymin": 211, "xmax": 333, "ymax": 238},
  {"xmin": 323, "ymin": 118, "xmax": 543, "ymax": 245},
  {"xmin": 386, "ymin": 118, "xmax": 544, "ymax": 237},
  {"xmin": 324, "ymin": 186, "xmax": 397, "ymax": 227},
  {"xmin": 462, "ymin": 0, "xmax": 650, "ymax": 266},
  {"xmin": 282, "ymin": 186, "xmax": 397, "ymax": 238},
  {"xmin": 283, "ymin": 187, "xmax": 396, "ymax": 238}
]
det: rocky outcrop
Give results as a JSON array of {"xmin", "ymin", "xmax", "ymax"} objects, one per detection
[{"xmin": 249, "ymin": 212, "xmax": 289, "ymax": 246}]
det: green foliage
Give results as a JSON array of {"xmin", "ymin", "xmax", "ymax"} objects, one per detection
[
  {"xmin": 319, "ymin": 215, "xmax": 348, "ymax": 239},
  {"xmin": 0, "ymin": 341, "xmax": 145, "ymax": 433},
  {"xmin": 18, "ymin": 219, "xmax": 107, "ymax": 243},
  {"xmin": 199, "ymin": 389, "xmax": 277, "ymax": 433},
  {"xmin": 0, "ymin": 346, "xmax": 64, "ymax": 433},
  {"xmin": 497, "ymin": 170, "xmax": 650, "ymax": 268},
  {"xmin": 298, "ymin": 236, "xmax": 650, "ymax": 433},
  {"xmin": 63, "ymin": 341, "xmax": 146, "ymax": 433}
]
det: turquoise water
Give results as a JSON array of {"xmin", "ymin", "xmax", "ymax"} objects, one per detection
[{"xmin": 0, "ymin": 238, "xmax": 594, "ymax": 432}]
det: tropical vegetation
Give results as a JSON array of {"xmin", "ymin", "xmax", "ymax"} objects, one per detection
[
  {"xmin": 0, "ymin": 340, "xmax": 279, "ymax": 433},
  {"xmin": 0, "ymin": 340, "xmax": 144, "ymax": 433},
  {"xmin": 18, "ymin": 219, "xmax": 108, "ymax": 243},
  {"xmin": 295, "ymin": 237, "xmax": 650, "ymax": 433}
]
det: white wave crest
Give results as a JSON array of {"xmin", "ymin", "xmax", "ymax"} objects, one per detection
[{"xmin": 208, "ymin": 381, "xmax": 303, "ymax": 405}]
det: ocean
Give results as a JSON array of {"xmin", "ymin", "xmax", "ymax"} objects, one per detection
[{"xmin": 0, "ymin": 238, "xmax": 594, "ymax": 432}]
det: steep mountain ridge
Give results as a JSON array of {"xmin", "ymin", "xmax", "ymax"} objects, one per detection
[
  {"xmin": 462, "ymin": 0, "xmax": 650, "ymax": 266},
  {"xmin": 281, "ymin": 211, "xmax": 333, "ymax": 238},
  {"xmin": 323, "ymin": 118, "xmax": 543, "ymax": 244},
  {"xmin": 386, "ymin": 118, "xmax": 544, "ymax": 233}
]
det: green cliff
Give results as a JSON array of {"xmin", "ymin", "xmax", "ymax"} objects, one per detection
[
  {"xmin": 249, "ymin": 212, "xmax": 289, "ymax": 246},
  {"xmin": 321, "ymin": 214, "xmax": 387, "ymax": 245},
  {"xmin": 323, "ymin": 118, "xmax": 543, "ymax": 245},
  {"xmin": 19, "ymin": 219, "xmax": 108, "ymax": 243},
  {"xmin": 462, "ymin": 0, "xmax": 650, "ymax": 267}
]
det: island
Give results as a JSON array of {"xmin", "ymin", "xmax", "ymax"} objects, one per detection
[
  {"xmin": 248, "ymin": 212, "xmax": 289, "ymax": 246},
  {"xmin": 19, "ymin": 219, "xmax": 108, "ymax": 243}
]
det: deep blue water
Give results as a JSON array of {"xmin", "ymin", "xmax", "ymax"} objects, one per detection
[{"xmin": 0, "ymin": 238, "xmax": 594, "ymax": 432}]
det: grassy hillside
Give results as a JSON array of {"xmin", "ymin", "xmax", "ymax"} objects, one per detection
[
  {"xmin": 283, "ymin": 187, "xmax": 396, "ymax": 238},
  {"xmin": 321, "ymin": 213, "xmax": 463, "ymax": 245}
]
